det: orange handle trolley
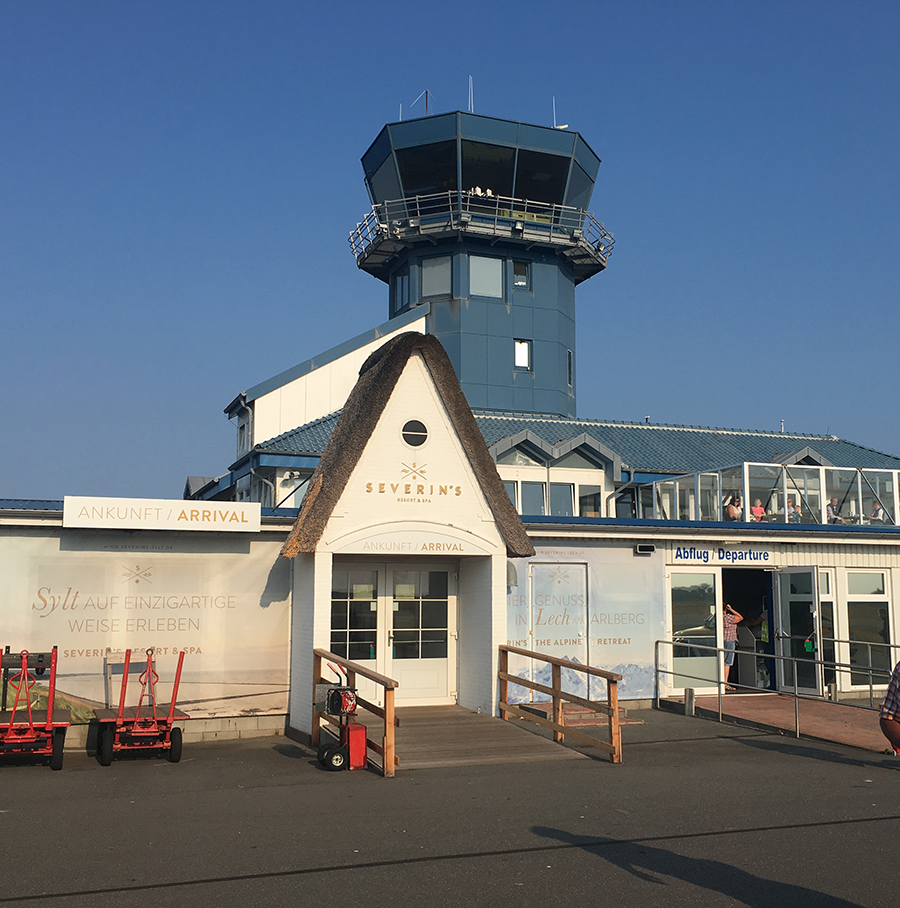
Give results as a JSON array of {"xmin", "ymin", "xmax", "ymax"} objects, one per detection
[
  {"xmin": 94, "ymin": 648, "xmax": 188, "ymax": 765},
  {"xmin": 0, "ymin": 647, "xmax": 71, "ymax": 771}
]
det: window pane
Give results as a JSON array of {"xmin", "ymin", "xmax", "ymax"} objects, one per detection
[
  {"xmin": 513, "ymin": 261, "xmax": 529, "ymax": 288},
  {"xmin": 331, "ymin": 601, "xmax": 348, "ymax": 630},
  {"xmin": 615, "ymin": 489, "xmax": 636, "ymax": 518},
  {"xmin": 392, "ymin": 631, "xmax": 419, "ymax": 660},
  {"xmin": 579, "ymin": 485, "xmax": 601, "ymax": 517},
  {"xmin": 785, "ymin": 467, "xmax": 822, "ymax": 524},
  {"xmin": 369, "ymin": 155, "xmax": 402, "ymax": 203},
  {"xmin": 349, "ymin": 600, "xmax": 377, "ymax": 629},
  {"xmin": 421, "ymin": 571, "xmax": 448, "ymax": 599},
  {"xmin": 721, "ymin": 468, "xmax": 743, "ymax": 521},
  {"xmin": 676, "ymin": 477, "xmax": 693, "ymax": 521},
  {"xmin": 747, "ymin": 464, "xmax": 782, "ymax": 523},
  {"xmin": 656, "ymin": 481, "xmax": 674, "ymax": 520},
  {"xmin": 671, "ymin": 573, "xmax": 718, "ymax": 685},
  {"xmin": 699, "ymin": 473, "xmax": 720, "ymax": 521},
  {"xmin": 421, "ymin": 631, "xmax": 448, "ymax": 659},
  {"xmin": 469, "ymin": 255, "xmax": 502, "ymax": 297},
  {"xmin": 393, "ymin": 572, "xmax": 418, "ymax": 598},
  {"xmin": 514, "ymin": 339, "xmax": 531, "ymax": 369},
  {"xmin": 825, "ymin": 469, "xmax": 859, "ymax": 524},
  {"xmin": 349, "ymin": 572, "xmax": 377, "ymax": 599},
  {"xmin": 422, "ymin": 601, "xmax": 448, "ymax": 629},
  {"xmin": 514, "ymin": 149, "xmax": 569, "ymax": 204},
  {"xmin": 421, "ymin": 255, "xmax": 451, "ymax": 297},
  {"xmin": 549, "ymin": 483, "xmax": 573, "ymax": 517},
  {"xmin": 862, "ymin": 470, "xmax": 894, "ymax": 525},
  {"xmin": 461, "ymin": 140, "xmax": 514, "ymax": 197},
  {"xmin": 395, "ymin": 140, "xmax": 457, "ymax": 196},
  {"xmin": 521, "ymin": 482, "xmax": 545, "ymax": 515},
  {"xmin": 348, "ymin": 632, "xmax": 377, "ymax": 661},
  {"xmin": 848, "ymin": 572, "xmax": 885, "ymax": 596},
  {"xmin": 330, "ymin": 635, "xmax": 347, "ymax": 658},
  {"xmin": 564, "ymin": 160, "xmax": 593, "ymax": 210},
  {"xmin": 848, "ymin": 601, "xmax": 891, "ymax": 684},
  {"xmin": 503, "ymin": 480, "xmax": 517, "ymax": 508},
  {"xmin": 331, "ymin": 571, "xmax": 349, "ymax": 599},
  {"xmin": 393, "ymin": 600, "xmax": 419, "ymax": 629}
]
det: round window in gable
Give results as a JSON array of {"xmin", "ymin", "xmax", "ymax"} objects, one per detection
[{"xmin": 402, "ymin": 420, "xmax": 428, "ymax": 447}]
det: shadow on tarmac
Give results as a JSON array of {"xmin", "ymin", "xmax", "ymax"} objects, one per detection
[
  {"xmin": 732, "ymin": 736, "xmax": 900, "ymax": 770},
  {"xmin": 532, "ymin": 826, "xmax": 867, "ymax": 908}
]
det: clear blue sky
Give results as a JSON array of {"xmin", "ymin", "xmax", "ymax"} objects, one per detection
[{"xmin": 3, "ymin": 1, "xmax": 899, "ymax": 500}]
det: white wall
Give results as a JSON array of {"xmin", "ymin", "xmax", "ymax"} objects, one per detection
[
  {"xmin": 287, "ymin": 550, "xmax": 332, "ymax": 739},
  {"xmin": 457, "ymin": 554, "xmax": 507, "ymax": 715},
  {"xmin": 251, "ymin": 313, "xmax": 428, "ymax": 445}
]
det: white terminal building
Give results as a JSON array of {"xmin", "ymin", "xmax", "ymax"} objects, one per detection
[{"xmin": 4, "ymin": 111, "xmax": 900, "ymax": 743}]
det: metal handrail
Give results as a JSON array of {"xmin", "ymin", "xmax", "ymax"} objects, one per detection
[
  {"xmin": 654, "ymin": 638, "xmax": 894, "ymax": 737},
  {"xmin": 348, "ymin": 190, "xmax": 615, "ymax": 262}
]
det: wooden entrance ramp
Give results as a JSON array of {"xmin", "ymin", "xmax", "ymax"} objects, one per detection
[{"xmin": 384, "ymin": 706, "xmax": 589, "ymax": 770}]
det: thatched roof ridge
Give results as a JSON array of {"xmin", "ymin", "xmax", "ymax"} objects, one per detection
[{"xmin": 281, "ymin": 332, "xmax": 534, "ymax": 559}]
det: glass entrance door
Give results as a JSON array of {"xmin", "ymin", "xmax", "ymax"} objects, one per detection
[
  {"xmin": 388, "ymin": 567, "xmax": 456, "ymax": 704},
  {"xmin": 774, "ymin": 568, "xmax": 823, "ymax": 695},
  {"xmin": 330, "ymin": 562, "xmax": 457, "ymax": 706}
]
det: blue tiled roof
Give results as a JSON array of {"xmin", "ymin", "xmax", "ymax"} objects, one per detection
[
  {"xmin": 473, "ymin": 413, "xmax": 900, "ymax": 473},
  {"xmin": 259, "ymin": 411, "xmax": 342, "ymax": 455},
  {"xmin": 258, "ymin": 410, "xmax": 900, "ymax": 475}
]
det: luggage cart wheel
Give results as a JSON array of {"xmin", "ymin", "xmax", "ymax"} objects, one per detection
[
  {"xmin": 97, "ymin": 725, "xmax": 114, "ymax": 766},
  {"xmin": 322, "ymin": 744, "xmax": 349, "ymax": 772},
  {"xmin": 316, "ymin": 741, "xmax": 332, "ymax": 765},
  {"xmin": 50, "ymin": 729, "xmax": 66, "ymax": 771},
  {"xmin": 168, "ymin": 726, "xmax": 183, "ymax": 763}
]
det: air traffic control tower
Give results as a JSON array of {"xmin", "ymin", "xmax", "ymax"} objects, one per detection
[{"xmin": 349, "ymin": 111, "xmax": 613, "ymax": 419}]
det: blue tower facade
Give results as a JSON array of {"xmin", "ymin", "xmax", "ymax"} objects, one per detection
[{"xmin": 349, "ymin": 112, "xmax": 613, "ymax": 418}]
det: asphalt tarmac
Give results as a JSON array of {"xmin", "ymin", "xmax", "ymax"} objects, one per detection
[{"xmin": 1, "ymin": 709, "xmax": 898, "ymax": 907}]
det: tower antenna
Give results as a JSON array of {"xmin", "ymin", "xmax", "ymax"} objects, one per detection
[
  {"xmin": 468, "ymin": 75, "xmax": 474, "ymax": 113},
  {"xmin": 411, "ymin": 89, "xmax": 434, "ymax": 117}
]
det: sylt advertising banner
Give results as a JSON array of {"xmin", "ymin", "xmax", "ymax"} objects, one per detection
[{"xmin": 0, "ymin": 530, "xmax": 289, "ymax": 722}]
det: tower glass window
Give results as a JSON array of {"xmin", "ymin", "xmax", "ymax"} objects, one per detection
[
  {"xmin": 421, "ymin": 255, "xmax": 451, "ymax": 298},
  {"xmin": 514, "ymin": 339, "xmax": 532, "ymax": 371},
  {"xmin": 392, "ymin": 267, "xmax": 409, "ymax": 313},
  {"xmin": 514, "ymin": 149, "xmax": 570, "ymax": 205},
  {"xmin": 513, "ymin": 261, "xmax": 529, "ymax": 289},
  {"xmin": 395, "ymin": 141, "xmax": 457, "ymax": 196},
  {"xmin": 469, "ymin": 256, "xmax": 502, "ymax": 298},
  {"xmin": 461, "ymin": 141, "xmax": 515, "ymax": 197}
]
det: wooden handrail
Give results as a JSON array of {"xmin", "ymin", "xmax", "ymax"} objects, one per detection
[
  {"xmin": 313, "ymin": 649, "xmax": 399, "ymax": 688},
  {"xmin": 498, "ymin": 645, "xmax": 623, "ymax": 764},
  {"xmin": 500, "ymin": 645, "xmax": 623, "ymax": 681},
  {"xmin": 312, "ymin": 649, "xmax": 399, "ymax": 777}
]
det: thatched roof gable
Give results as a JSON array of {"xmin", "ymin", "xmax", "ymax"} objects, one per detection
[{"xmin": 281, "ymin": 332, "xmax": 534, "ymax": 559}]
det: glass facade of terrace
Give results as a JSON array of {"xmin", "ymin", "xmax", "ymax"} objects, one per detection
[{"xmin": 652, "ymin": 463, "xmax": 897, "ymax": 526}]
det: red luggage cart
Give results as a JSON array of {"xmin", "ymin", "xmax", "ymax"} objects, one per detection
[
  {"xmin": 94, "ymin": 648, "xmax": 188, "ymax": 765},
  {"xmin": 0, "ymin": 647, "xmax": 71, "ymax": 771}
]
